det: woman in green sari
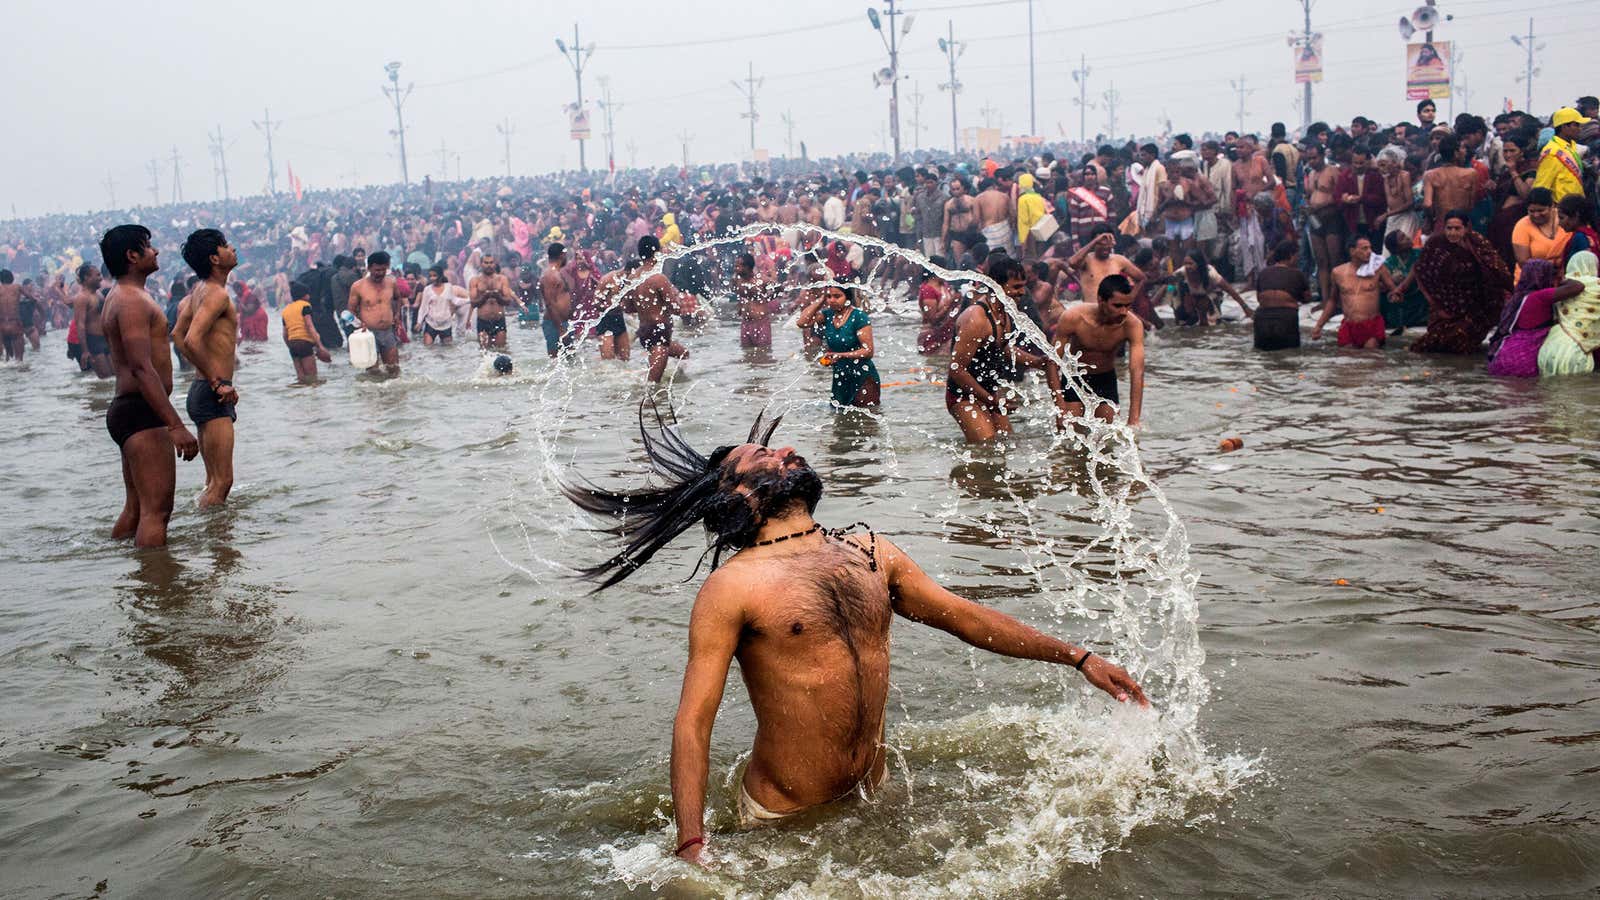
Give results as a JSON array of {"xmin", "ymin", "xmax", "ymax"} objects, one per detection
[
  {"xmin": 1538, "ymin": 251, "xmax": 1600, "ymax": 376},
  {"xmin": 1379, "ymin": 230, "xmax": 1428, "ymax": 334},
  {"xmin": 797, "ymin": 284, "xmax": 881, "ymax": 408}
]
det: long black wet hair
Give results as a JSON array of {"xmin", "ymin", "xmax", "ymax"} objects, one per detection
[{"xmin": 562, "ymin": 403, "xmax": 799, "ymax": 592}]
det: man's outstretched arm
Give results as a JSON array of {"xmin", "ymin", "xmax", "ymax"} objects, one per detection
[
  {"xmin": 670, "ymin": 570, "xmax": 742, "ymax": 864},
  {"xmin": 881, "ymin": 536, "xmax": 1148, "ymax": 707}
]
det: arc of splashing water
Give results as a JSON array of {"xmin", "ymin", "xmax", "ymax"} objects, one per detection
[{"xmin": 532, "ymin": 224, "xmax": 1204, "ymax": 702}]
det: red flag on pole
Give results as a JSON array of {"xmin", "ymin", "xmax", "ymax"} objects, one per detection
[{"xmin": 287, "ymin": 163, "xmax": 304, "ymax": 202}]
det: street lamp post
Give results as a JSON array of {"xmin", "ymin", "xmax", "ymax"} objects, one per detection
[{"xmin": 556, "ymin": 25, "xmax": 596, "ymax": 172}]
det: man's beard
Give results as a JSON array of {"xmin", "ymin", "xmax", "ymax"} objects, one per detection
[{"xmin": 712, "ymin": 461, "xmax": 826, "ymax": 551}]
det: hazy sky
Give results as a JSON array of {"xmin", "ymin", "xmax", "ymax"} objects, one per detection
[{"xmin": 3, "ymin": 0, "xmax": 1591, "ymax": 217}]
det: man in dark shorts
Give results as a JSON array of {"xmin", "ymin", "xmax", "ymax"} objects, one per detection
[
  {"xmin": 538, "ymin": 243, "xmax": 572, "ymax": 358},
  {"xmin": 73, "ymin": 263, "xmax": 112, "ymax": 377},
  {"xmin": 470, "ymin": 254, "xmax": 518, "ymax": 349},
  {"xmin": 98, "ymin": 224, "xmax": 199, "ymax": 547},
  {"xmin": 1047, "ymin": 273, "xmax": 1146, "ymax": 427},
  {"xmin": 281, "ymin": 281, "xmax": 332, "ymax": 382},
  {"xmin": 173, "ymin": 229, "xmax": 240, "ymax": 509},
  {"xmin": 622, "ymin": 236, "xmax": 688, "ymax": 383}
]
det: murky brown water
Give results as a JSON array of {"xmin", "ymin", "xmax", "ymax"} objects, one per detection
[{"xmin": 2, "ymin": 305, "xmax": 1597, "ymax": 898}]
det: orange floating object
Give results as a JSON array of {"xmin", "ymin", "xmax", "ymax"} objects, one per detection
[
  {"xmin": 1217, "ymin": 437, "xmax": 1244, "ymax": 452},
  {"xmin": 1334, "ymin": 578, "xmax": 1350, "ymax": 586}
]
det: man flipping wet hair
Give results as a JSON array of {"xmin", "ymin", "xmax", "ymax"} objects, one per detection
[
  {"xmin": 99, "ymin": 225, "xmax": 199, "ymax": 547},
  {"xmin": 565, "ymin": 408, "xmax": 1148, "ymax": 865}
]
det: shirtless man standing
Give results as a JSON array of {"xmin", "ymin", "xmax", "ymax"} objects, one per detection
[
  {"xmin": 1047, "ymin": 274, "xmax": 1146, "ymax": 427},
  {"xmin": 0, "ymin": 271, "xmax": 23, "ymax": 361},
  {"xmin": 470, "ymin": 254, "xmax": 518, "ymax": 350},
  {"xmin": 1157, "ymin": 154, "xmax": 1216, "ymax": 266},
  {"xmin": 98, "ymin": 225, "xmax": 199, "ymax": 547},
  {"xmin": 1311, "ymin": 237, "xmax": 1397, "ymax": 349},
  {"xmin": 347, "ymin": 250, "xmax": 402, "ymax": 374},
  {"xmin": 538, "ymin": 243, "xmax": 572, "ymax": 358},
  {"xmin": 1302, "ymin": 143, "xmax": 1345, "ymax": 308},
  {"xmin": 942, "ymin": 177, "xmax": 982, "ymax": 261},
  {"xmin": 975, "ymin": 176, "xmax": 1015, "ymax": 256},
  {"xmin": 563, "ymin": 412, "xmax": 1147, "ymax": 863},
  {"xmin": 1066, "ymin": 228, "xmax": 1146, "ymax": 306},
  {"xmin": 173, "ymin": 229, "xmax": 240, "ymax": 509},
  {"xmin": 74, "ymin": 263, "xmax": 113, "ymax": 377},
  {"xmin": 1422, "ymin": 135, "xmax": 1480, "ymax": 236},
  {"xmin": 623, "ymin": 235, "xmax": 688, "ymax": 384}
]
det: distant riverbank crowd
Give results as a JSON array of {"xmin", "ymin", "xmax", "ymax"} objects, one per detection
[{"xmin": 5, "ymin": 97, "xmax": 1600, "ymax": 385}]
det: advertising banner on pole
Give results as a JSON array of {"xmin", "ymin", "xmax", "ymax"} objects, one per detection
[
  {"xmin": 1405, "ymin": 41, "xmax": 1451, "ymax": 100},
  {"xmin": 1294, "ymin": 35, "xmax": 1323, "ymax": 84}
]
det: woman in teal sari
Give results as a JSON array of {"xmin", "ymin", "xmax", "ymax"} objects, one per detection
[
  {"xmin": 1379, "ymin": 229, "xmax": 1428, "ymax": 333},
  {"xmin": 797, "ymin": 284, "xmax": 881, "ymax": 407}
]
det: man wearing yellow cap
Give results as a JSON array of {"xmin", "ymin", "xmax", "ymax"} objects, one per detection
[{"xmin": 1536, "ymin": 108, "xmax": 1590, "ymax": 203}]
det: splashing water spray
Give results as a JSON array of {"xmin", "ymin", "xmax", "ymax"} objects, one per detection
[{"xmin": 500, "ymin": 224, "xmax": 1257, "ymax": 896}]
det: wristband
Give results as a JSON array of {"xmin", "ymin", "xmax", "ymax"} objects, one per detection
[
  {"xmin": 675, "ymin": 836, "xmax": 704, "ymax": 855},
  {"xmin": 1073, "ymin": 650, "xmax": 1093, "ymax": 670},
  {"xmin": 212, "ymin": 377, "xmax": 232, "ymax": 389}
]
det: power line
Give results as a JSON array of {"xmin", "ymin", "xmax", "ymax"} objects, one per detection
[
  {"xmin": 781, "ymin": 110, "xmax": 797, "ymax": 158},
  {"xmin": 168, "ymin": 146, "xmax": 183, "ymax": 204},
  {"xmin": 1102, "ymin": 83, "xmax": 1120, "ymax": 138},
  {"xmin": 252, "ymin": 108, "xmax": 281, "ymax": 195},
  {"xmin": 598, "ymin": 76, "xmax": 622, "ymax": 173},
  {"xmin": 103, "ymin": 173, "xmax": 116, "ymax": 209},
  {"xmin": 382, "ymin": 61, "xmax": 414, "ymax": 185},
  {"xmin": 731, "ymin": 61, "xmax": 763, "ymax": 153},
  {"xmin": 497, "ymin": 118, "xmax": 515, "ymax": 177},
  {"xmin": 209, "ymin": 124, "xmax": 231, "ymax": 205},
  {"xmin": 909, "ymin": 81, "xmax": 926, "ymax": 150},
  {"xmin": 1228, "ymin": 75, "xmax": 1254, "ymax": 135},
  {"xmin": 937, "ymin": 19, "xmax": 965, "ymax": 152},
  {"xmin": 556, "ymin": 23, "xmax": 596, "ymax": 173},
  {"xmin": 146, "ymin": 159, "xmax": 160, "ymax": 207},
  {"xmin": 1070, "ymin": 54, "xmax": 1092, "ymax": 142}
]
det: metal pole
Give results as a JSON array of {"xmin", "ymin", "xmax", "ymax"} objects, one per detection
[
  {"xmin": 169, "ymin": 146, "xmax": 183, "ymax": 203},
  {"xmin": 941, "ymin": 19, "xmax": 961, "ymax": 152},
  {"xmin": 1525, "ymin": 19, "xmax": 1535, "ymax": 111},
  {"xmin": 384, "ymin": 62, "xmax": 413, "ymax": 185},
  {"xmin": 1027, "ymin": 0, "xmax": 1036, "ymax": 136},
  {"xmin": 887, "ymin": 0, "xmax": 902, "ymax": 161},
  {"xmin": 210, "ymin": 124, "xmax": 230, "ymax": 204},
  {"xmin": 254, "ymin": 108, "xmax": 280, "ymax": 195},
  {"xmin": 1302, "ymin": 0, "xmax": 1313, "ymax": 128},
  {"xmin": 575, "ymin": 24, "xmax": 587, "ymax": 172}
]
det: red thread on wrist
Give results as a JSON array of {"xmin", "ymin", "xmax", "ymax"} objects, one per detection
[{"xmin": 675, "ymin": 836, "xmax": 704, "ymax": 855}]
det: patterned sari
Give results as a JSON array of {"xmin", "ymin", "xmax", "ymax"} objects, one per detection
[{"xmin": 1411, "ymin": 230, "xmax": 1513, "ymax": 354}]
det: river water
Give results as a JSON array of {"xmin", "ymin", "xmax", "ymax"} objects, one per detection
[{"xmin": 2, "ymin": 298, "xmax": 1597, "ymax": 898}]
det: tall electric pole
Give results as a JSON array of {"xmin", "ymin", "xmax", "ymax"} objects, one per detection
[
  {"xmin": 597, "ymin": 75, "xmax": 622, "ymax": 172},
  {"xmin": 1026, "ymin": 0, "xmax": 1036, "ymax": 136},
  {"xmin": 437, "ymin": 139, "xmax": 449, "ymax": 181},
  {"xmin": 253, "ymin": 108, "xmax": 280, "ymax": 195},
  {"xmin": 677, "ymin": 130, "xmax": 693, "ymax": 169},
  {"xmin": 626, "ymin": 139, "xmax": 639, "ymax": 170},
  {"xmin": 867, "ymin": 1, "xmax": 907, "ymax": 161},
  {"xmin": 209, "ymin": 125, "xmax": 231, "ymax": 204},
  {"xmin": 103, "ymin": 174, "xmax": 117, "ymax": 209},
  {"xmin": 1102, "ymin": 83, "xmax": 1120, "ymax": 138},
  {"xmin": 1229, "ymin": 76, "xmax": 1254, "ymax": 134},
  {"xmin": 556, "ymin": 23, "xmax": 596, "ymax": 172},
  {"xmin": 1071, "ymin": 54, "xmax": 1092, "ymax": 142},
  {"xmin": 937, "ymin": 20, "xmax": 965, "ymax": 152},
  {"xmin": 383, "ymin": 61, "xmax": 413, "ymax": 185},
  {"xmin": 909, "ymin": 81, "xmax": 926, "ymax": 150},
  {"xmin": 1509, "ymin": 20, "xmax": 1541, "ymax": 112},
  {"xmin": 731, "ymin": 61, "xmax": 763, "ymax": 153},
  {"xmin": 781, "ymin": 110, "xmax": 796, "ymax": 158},
  {"xmin": 168, "ymin": 146, "xmax": 183, "ymax": 204},
  {"xmin": 497, "ymin": 118, "xmax": 515, "ymax": 177},
  {"xmin": 1295, "ymin": 0, "xmax": 1316, "ymax": 129},
  {"xmin": 979, "ymin": 102, "xmax": 999, "ymax": 129},
  {"xmin": 146, "ymin": 159, "xmax": 160, "ymax": 207}
]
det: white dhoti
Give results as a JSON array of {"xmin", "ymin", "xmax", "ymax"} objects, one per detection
[{"xmin": 980, "ymin": 221, "xmax": 1015, "ymax": 254}]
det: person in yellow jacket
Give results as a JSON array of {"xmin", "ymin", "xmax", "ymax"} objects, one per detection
[
  {"xmin": 1015, "ymin": 173, "xmax": 1048, "ymax": 259},
  {"xmin": 1535, "ymin": 108, "xmax": 1590, "ymax": 204},
  {"xmin": 660, "ymin": 213, "xmax": 682, "ymax": 250}
]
